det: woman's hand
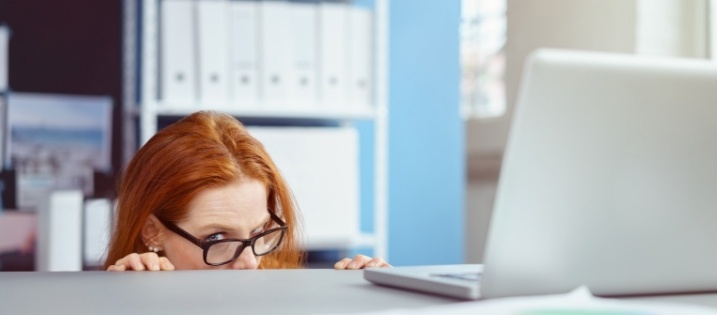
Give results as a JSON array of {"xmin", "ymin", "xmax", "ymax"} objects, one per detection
[
  {"xmin": 106, "ymin": 252, "xmax": 175, "ymax": 271},
  {"xmin": 333, "ymin": 254, "xmax": 391, "ymax": 270}
]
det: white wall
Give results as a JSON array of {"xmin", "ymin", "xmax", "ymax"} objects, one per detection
[
  {"xmin": 636, "ymin": 0, "xmax": 708, "ymax": 58},
  {"xmin": 465, "ymin": 0, "xmax": 710, "ymax": 263}
]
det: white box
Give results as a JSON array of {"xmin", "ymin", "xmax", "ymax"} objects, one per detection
[
  {"xmin": 36, "ymin": 190, "xmax": 83, "ymax": 271},
  {"xmin": 83, "ymin": 198, "xmax": 112, "ymax": 268}
]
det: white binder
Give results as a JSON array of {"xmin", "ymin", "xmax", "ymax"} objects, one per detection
[
  {"xmin": 83, "ymin": 198, "xmax": 112, "ymax": 268},
  {"xmin": 160, "ymin": 0, "xmax": 196, "ymax": 106},
  {"xmin": 259, "ymin": 0, "xmax": 293, "ymax": 107},
  {"xmin": 196, "ymin": 0, "xmax": 232, "ymax": 107},
  {"xmin": 348, "ymin": 7, "xmax": 373, "ymax": 110},
  {"xmin": 36, "ymin": 190, "xmax": 83, "ymax": 272},
  {"xmin": 319, "ymin": 2, "xmax": 349, "ymax": 108},
  {"xmin": 288, "ymin": 2, "xmax": 319, "ymax": 109},
  {"xmin": 230, "ymin": 0, "xmax": 260, "ymax": 108}
]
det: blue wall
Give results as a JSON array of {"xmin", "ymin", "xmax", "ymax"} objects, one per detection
[{"xmin": 386, "ymin": 1, "xmax": 464, "ymax": 265}]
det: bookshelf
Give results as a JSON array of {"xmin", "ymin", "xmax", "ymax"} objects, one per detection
[{"xmin": 123, "ymin": 0, "xmax": 389, "ymax": 260}]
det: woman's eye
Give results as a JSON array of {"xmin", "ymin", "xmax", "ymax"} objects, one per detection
[{"xmin": 207, "ymin": 233, "xmax": 225, "ymax": 241}]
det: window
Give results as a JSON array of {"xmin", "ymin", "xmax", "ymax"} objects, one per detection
[{"xmin": 460, "ymin": 0, "xmax": 507, "ymax": 119}]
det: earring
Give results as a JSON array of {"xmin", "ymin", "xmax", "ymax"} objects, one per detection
[{"xmin": 147, "ymin": 244, "xmax": 159, "ymax": 253}]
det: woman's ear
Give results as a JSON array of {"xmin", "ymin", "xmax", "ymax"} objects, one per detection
[{"xmin": 141, "ymin": 214, "xmax": 164, "ymax": 248}]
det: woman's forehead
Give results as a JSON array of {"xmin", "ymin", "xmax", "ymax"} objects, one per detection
[{"xmin": 184, "ymin": 178, "xmax": 268, "ymax": 225}]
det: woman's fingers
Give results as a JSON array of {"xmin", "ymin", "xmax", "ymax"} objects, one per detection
[
  {"xmin": 140, "ymin": 252, "xmax": 161, "ymax": 271},
  {"xmin": 333, "ymin": 257, "xmax": 353, "ymax": 270},
  {"xmin": 128, "ymin": 253, "xmax": 146, "ymax": 271},
  {"xmin": 365, "ymin": 257, "xmax": 391, "ymax": 268},
  {"xmin": 334, "ymin": 254, "xmax": 391, "ymax": 270},
  {"xmin": 107, "ymin": 252, "xmax": 174, "ymax": 271},
  {"xmin": 106, "ymin": 264, "xmax": 126, "ymax": 271},
  {"xmin": 108, "ymin": 253, "xmax": 142, "ymax": 271},
  {"xmin": 158, "ymin": 256, "xmax": 175, "ymax": 271},
  {"xmin": 346, "ymin": 254, "xmax": 370, "ymax": 270}
]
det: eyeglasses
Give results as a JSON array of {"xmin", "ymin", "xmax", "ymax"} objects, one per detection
[{"xmin": 157, "ymin": 211, "xmax": 287, "ymax": 266}]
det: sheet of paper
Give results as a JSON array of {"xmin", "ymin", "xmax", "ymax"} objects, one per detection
[{"xmin": 320, "ymin": 287, "xmax": 717, "ymax": 315}]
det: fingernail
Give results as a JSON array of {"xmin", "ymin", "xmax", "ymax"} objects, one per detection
[
  {"xmin": 348, "ymin": 262, "xmax": 357, "ymax": 269},
  {"xmin": 366, "ymin": 262, "xmax": 375, "ymax": 268},
  {"xmin": 152, "ymin": 263, "xmax": 160, "ymax": 271}
]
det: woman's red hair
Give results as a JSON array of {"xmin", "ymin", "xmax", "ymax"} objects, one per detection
[{"xmin": 104, "ymin": 111, "xmax": 305, "ymax": 269}]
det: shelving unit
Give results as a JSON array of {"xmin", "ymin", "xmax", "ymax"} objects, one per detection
[{"xmin": 123, "ymin": 0, "xmax": 389, "ymax": 260}]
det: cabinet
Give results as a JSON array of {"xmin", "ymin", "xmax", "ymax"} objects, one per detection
[{"xmin": 122, "ymin": 0, "xmax": 388, "ymax": 259}]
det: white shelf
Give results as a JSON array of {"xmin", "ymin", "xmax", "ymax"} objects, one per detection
[
  {"xmin": 145, "ymin": 102, "xmax": 377, "ymax": 120},
  {"xmin": 129, "ymin": 0, "xmax": 389, "ymax": 260}
]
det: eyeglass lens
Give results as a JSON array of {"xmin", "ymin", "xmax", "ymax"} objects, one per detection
[{"xmin": 205, "ymin": 229, "xmax": 284, "ymax": 265}]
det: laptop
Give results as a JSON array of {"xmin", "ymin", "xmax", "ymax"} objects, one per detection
[{"xmin": 365, "ymin": 49, "xmax": 717, "ymax": 300}]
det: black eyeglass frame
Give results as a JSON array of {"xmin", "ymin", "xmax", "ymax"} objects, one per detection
[{"xmin": 157, "ymin": 211, "xmax": 287, "ymax": 266}]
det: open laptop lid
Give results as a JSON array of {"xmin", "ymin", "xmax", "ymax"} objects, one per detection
[{"xmin": 481, "ymin": 49, "xmax": 717, "ymax": 299}]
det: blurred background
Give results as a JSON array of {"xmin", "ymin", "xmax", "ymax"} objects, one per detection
[{"xmin": 0, "ymin": 0, "xmax": 714, "ymax": 271}]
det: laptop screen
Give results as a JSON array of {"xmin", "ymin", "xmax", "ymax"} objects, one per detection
[{"xmin": 481, "ymin": 49, "xmax": 717, "ymax": 298}]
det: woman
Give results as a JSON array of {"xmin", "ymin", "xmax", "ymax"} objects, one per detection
[{"xmin": 105, "ymin": 111, "xmax": 388, "ymax": 271}]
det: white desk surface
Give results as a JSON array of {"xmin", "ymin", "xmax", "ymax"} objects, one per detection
[
  {"xmin": 3, "ymin": 269, "xmax": 717, "ymax": 314},
  {"xmin": 0, "ymin": 269, "xmax": 461, "ymax": 314}
]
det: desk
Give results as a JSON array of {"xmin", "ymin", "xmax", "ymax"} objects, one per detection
[
  {"xmin": 3, "ymin": 270, "xmax": 717, "ymax": 314},
  {"xmin": 0, "ymin": 269, "xmax": 460, "ymax": 314},
  {"xmin": 626, "ymin": 292, "xmax": 717, "ymax": 309}
]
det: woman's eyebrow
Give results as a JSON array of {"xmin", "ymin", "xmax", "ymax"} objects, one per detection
[
  {"xmin": 194, "ymin": 222, "xmax": 236, "ymax": 233},
  {"xmin": 195, "ymin": 213, "xmax": 271, "ymax": 234}
]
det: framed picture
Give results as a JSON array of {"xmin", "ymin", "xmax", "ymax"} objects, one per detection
[{"xmin": 5, "ymin": 92, "xmax": 112, "ymax": 210}]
